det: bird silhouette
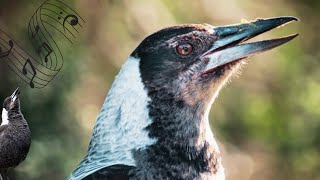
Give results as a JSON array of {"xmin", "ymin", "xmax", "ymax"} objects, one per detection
[
  {"xmin": 0, "ymin": 88, "xmax": 31, "ymax": 180},
  {"xmin": 68, "ymin": 17, "xmax": 298, "ymax": 180}
]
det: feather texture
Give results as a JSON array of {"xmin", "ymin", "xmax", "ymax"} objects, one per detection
[{"xmin": 68, "ymin": 57, "xmax": 156, "ymax": 180}]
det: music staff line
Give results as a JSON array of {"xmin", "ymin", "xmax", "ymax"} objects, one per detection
[
  {"xmin": 42, "ymin": 21, "xmax": 73, "ymax": 44},
  {"xmin": 30, "ymin": 3, "xmax": 74, "ymax": 68},
  {"xmin": 34, "ymin": 3, "xmax": 85, "ymax": 66},
  {"xmin": 1, "ymin": 55, "xmax": 51, "ymax": 88},
  {"xmin": 29, "ymin": 15, "xmax": 62, "ymax": 71},
  {"xmin": 42, "ymin": 8, "xmax": 81, "ymax": 33},
  {"xmin": 40, "ymin": 8, "xmax": 81, "ymax": 34},
  {"xmin": 41, "ymin": 15, "xmax": 77, "ymax": 42},
  {"xmin": 0, "ymin": 35, "xmax": 58, "ymax": 78},
  {"xmin": 29, "ymin": 15, "xmax": 57, "ymax": 68},
  {"xmin": 45, "ymin": 0, "xmax": 85, "ymax": 22},
  {"xmin": 33, "ymin": 1, "xmax": 85, "ymax": 42},
  {"xmin": 42, "ymin": 12, "xmax": 80, "ymax": 35},
  {"xmin": 41, "ymin": 5, "xmax": 84, "ymax": 29},
  {"xmin": 0, "ymin": 0, "xmax": 84, "ymax": 88},
  {"xmin": 32, "ymin": 23, "xmax": 64, "ymax": 71},
  {"xmin": 0, "ymin": 40, "xmax": 13, "ymax": 58},
  {"xmin": 0, "ymin": 40, "xmax": 57, "ymax": 80},
  {"xmin": 28, "ymin": 25, "xmax": 57, "ymax": 70},
  {"xmin": 42, "ymin": 2, "xmax": 84, "ymax": 28},
  {"xmin": 0, "ymin": 29, "xmax": 56, "ymax": 74},
  {"xmin": 30, "ymin": 8, "xmax": 59, "ymax": 67},
  {"xmin": 5, "ymin": 60, "xmax": 48, "ymax": 87},
  {"xmin": 40, "ymin": 3, "xmax": 82, "ymax": 35},
  {"xmin": 0, "ymin": 31, "xmax": 61, "ymax": 88},
  {"xmin": 0, "ymin": 49, "xmax": 55, "ymax": 87}
]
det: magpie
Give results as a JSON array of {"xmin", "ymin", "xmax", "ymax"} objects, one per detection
[
  {"xmin": 68, "ymin": 17, "xmax": 298, "ymax": 180},
  {"xmin": 0, "ymin": 88, "xmax": 31, "ymax": 180}
]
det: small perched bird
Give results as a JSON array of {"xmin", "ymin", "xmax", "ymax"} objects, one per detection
[
  {"xmin": 0, "ymin": 88, "xmax": 31, "ymax": 180},
  {"xmin": 68, "ymin": 17, "xmax": 298, "ymax": 180}
]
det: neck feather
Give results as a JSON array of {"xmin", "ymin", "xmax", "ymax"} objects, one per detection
[
  {"xmin": 70, "ymin": 56, "xmax": 225, "ymax": 180},
  {"xmin": 71, "ymin": 56, "xmax": 156, "ymax": 180},
  {"xmin": 132, "ymin": 89, "xmax": 224, "ymax": 179},
  {"xmin": 1, "ymin": 108, "xmax": 9, "ymax": 126}
]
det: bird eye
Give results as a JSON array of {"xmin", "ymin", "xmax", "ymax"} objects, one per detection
[{"xmin": 176, "ymin": 43, "xmax": 193, "ymax": 56}]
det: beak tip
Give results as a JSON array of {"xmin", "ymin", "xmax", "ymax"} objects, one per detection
[
  {"xmin": 202, "ymin": 17, "xmax": 299, "ymax": 71},
  {"xmin": 284, "ymin": 16, "xmax": 299, "ymax": 22},
  {"xmin": 287, "ymin": 33, "xmax": 299, "ymax": 41},
  {"xmin": 12, "ymin": 87, "xmax": 21, "ymax": 98},
  {"xmin": 274, "ymin": 16, "xmax": 299, "ymax": 22},
  {"xmin": 291, "ymin": 16, "xmax": 299, "ymax": 21}
]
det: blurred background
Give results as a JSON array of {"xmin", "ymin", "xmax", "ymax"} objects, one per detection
[{"xmin": 0, "ymin": 0, "xmax": 319, "ymax": 179}]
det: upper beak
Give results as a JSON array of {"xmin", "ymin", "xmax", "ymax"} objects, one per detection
[
  {"xmin": 202, "ymin": 16, "xmax": 299, "ymax": 73},
  {"xmin": 11, "ymin": 87, "xmax": 20, "ymax": 101}
]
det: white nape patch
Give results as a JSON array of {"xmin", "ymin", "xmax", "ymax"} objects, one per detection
[
  {"xmin": 68, "ymin": 56, "xmax": 156, "ymax": 180},
  {"xmin": 1, "ymin": 108, "xmax": 9, "ymax": 126}
]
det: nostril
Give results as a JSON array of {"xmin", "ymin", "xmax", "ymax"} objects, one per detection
[{"xmin": 213, "ymin": 26, "xmax": 240, "ymax": 39}]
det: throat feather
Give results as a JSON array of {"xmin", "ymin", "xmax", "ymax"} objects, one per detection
[{"xmin": 1, "ymin": 108, "xmax": 9, "ymax": 126}]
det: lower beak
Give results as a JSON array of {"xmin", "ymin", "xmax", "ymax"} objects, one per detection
[
  {"xmin": 202, "ymin": 16, "xmax": 299, "ymax": 73},
  {"xmin": 11, "ymin": 87, "xmax": 20, "ymax": 101}
]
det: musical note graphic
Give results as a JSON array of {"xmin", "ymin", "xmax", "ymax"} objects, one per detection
[
  {"xmin": 62, "ymin": 14, "xmax": 79, "ymax": 32},
  {"xmin": 58, "ymin": 12, "xmax": 63, "ymax": 20},
  {"xmin": 0, "ymin": 0, "xmax": 85, "ymax": 88},
  {"xmin": 0, "ymin": 40, "xmax": 14, "ymax": 59},
  {"xmin": 31, "ymin": 25, "xmax": 40, "ymax": 38},
  {"xmin": 22, "ymin": 59, "xmax": 37, "ymax": 88},
  {"xmin": 37, "ymin": 42, "xmax": 52, "ymax": 63}
]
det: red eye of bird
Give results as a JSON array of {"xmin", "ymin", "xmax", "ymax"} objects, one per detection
[{"xmin": 176, "ymin": 43, "xmax": 193, "ymax": 56}]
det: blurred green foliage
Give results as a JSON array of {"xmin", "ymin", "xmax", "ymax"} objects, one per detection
[{"xmin": 0, "ymin": 0, "xmax": 319, "ymax": 179}]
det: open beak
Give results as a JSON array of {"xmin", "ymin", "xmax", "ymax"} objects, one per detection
[
  {"xmin": 201, "ymin": 16, "xmax": 299, "ymax": 73},
  {"xmin": 11, "ymin": 87, "xmax": 20, "ymax": 102}
]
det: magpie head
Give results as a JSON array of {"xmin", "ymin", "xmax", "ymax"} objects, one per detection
[
  {"xmin": 3, "ymin": 87, "xmax": 21, "ymax": 112},
  {"xmin": 133, "ymin": 17, "xmax": 298, "ymax": 106}
]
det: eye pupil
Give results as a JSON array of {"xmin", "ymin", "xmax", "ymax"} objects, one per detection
[{"xmin": 177, "ymin": 43, "xmax": 193, "ymax": 56}]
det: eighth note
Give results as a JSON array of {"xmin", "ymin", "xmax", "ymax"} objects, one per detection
[
  {"xmin": 0, "ymin": 40, "xmax": 14, "ymax": 59},
  {"xmin": 22, "ymin": 59, "xmax": 37, "ymax": 88},
  {"xmin": 37, "ymin": 42, "xmax": 52, "ymax": 63},
  {"xmin": 32, "ymin": 25, "xmax": 40, "ymax": 38}
]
